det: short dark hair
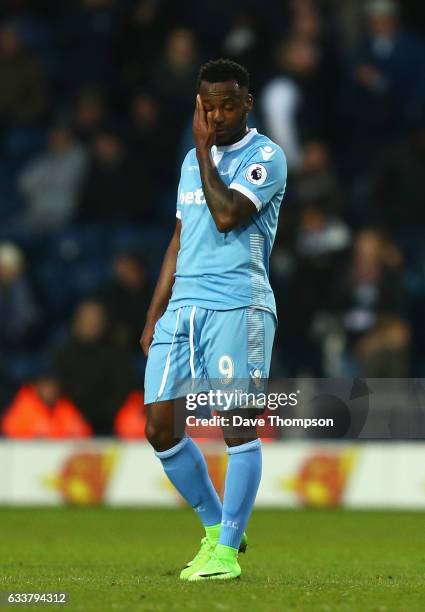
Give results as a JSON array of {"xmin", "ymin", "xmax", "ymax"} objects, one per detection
[{"xmin": 197, "ymin": 59, "xmax": 250, "ymax": 90}]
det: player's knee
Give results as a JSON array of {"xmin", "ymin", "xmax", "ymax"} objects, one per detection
[
  {"xmin": 144, "ymin": 419, "xmax": 177, "ymax": 451},
  {"xmin": 221, "ymin": 408, "xmax": 259, "ymax": 447}
]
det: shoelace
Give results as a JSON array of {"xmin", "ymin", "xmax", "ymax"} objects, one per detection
[
  {"xmin": 190, "ymin": 536, "xmax": 213, "ymax": 563},
  {"xmin": 200, "ymin": 536, "xmax": 214, "ymax": 550},
  {"xmin": 204, "ymin": 549, "xmax": 227, "ymax": 569}
]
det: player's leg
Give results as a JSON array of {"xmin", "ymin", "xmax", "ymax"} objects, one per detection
[
  {"xmin": 144, "ymin": 307, "xmax": 223, "ymax": 577},
  {"xmin": 145, "ymin": 403, "xmax": 223, "ymax": 580},
  {"xmin": 145, "ymin": 399, "xmax": 222, "ymax": 527},
  {"xmin": 220, "ymin": 410, "xmax": 262, "ymax": 550},
  {"xmin": 189, "ymin": 308, "xmax": 275, "ymax": 581},
  {"xmin": 144, "ymin": 399, "xmax": 183, "ymax": 451},
  {"xmin": 188, "ymin": 417, "xmax": 261, "ymax": 581}
]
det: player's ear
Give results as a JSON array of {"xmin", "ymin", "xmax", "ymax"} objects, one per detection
[{"xmin": 245, "ymin": 94, "xmax": 253, "ymax": 113}]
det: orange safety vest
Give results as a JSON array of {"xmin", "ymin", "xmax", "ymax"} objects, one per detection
[
  {"xmin": 114, "ymin": 391, "xmax": 147, "ymax": 439},
  {"xmin": 1, "ymin": 385, "xmax": 92, "ymax": 439}
]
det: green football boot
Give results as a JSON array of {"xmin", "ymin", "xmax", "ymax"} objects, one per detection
[
  {"xmin": 180, "ymin": 535, "xmax": 216, "ymax": 580},
  {"xmin": 180, "ymin": 529, "xmax": 247, "ymax": 580},
  {"xmin": 187, "ymin": 544, "xmax": 241, "ymax": 581}
]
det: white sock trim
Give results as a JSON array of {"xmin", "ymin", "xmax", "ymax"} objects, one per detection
[
  {"xmin": 227, "ymin": 438, "xmax": 261, "ymax": 455},
  {"xmin": 154, "ymin": 435, "xmax": 189, "ymax": 459}
]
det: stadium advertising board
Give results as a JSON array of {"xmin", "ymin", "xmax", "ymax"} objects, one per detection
[{"xmin": 1, "ymin": 441, "xmax": 424, "ymax": 509}]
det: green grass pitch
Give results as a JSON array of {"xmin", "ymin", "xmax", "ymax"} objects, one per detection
[{"xmin": 1, "ymin": 507, "xmax": 424, "ymax": 611}]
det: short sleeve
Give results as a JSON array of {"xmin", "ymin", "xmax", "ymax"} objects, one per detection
[
  {"xmin": 176, "ymin": 201, "xmax": 182, "ymax": 219},
  {"xmin": 229, "ymin": 145, "xmax": 287, "ymax": 212},
  {"xmin": 176, "ymin": 173, "xmax": 183, "ymax": 220},
  {"xmin": 176, "ymin": 150, "xmax": 193, "ymax": 220}
]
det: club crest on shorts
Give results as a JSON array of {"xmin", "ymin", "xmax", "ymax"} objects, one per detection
[
  {"xmin": 246, "ymin": 163, "xmax": 267, "ymax": 185},
  {"xmin": 250, "ymin": 368, "xmax": 264, "ymax": 389}
]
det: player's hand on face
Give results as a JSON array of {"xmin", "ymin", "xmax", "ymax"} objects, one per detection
[
  {"xmin": 139, "ymin": 321, "xmax": 155, "ymax": 357},
  {"xmin": 193, "ymin": 94, "xmax": 216, "ymax": 154}
]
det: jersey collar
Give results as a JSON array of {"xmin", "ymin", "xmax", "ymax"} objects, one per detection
[{"xmin": 214, "ymin": 128, "xmax": 258, "ymax": 153}]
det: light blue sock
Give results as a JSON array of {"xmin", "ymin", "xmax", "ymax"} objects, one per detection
[
  {"xmin": 219, "ymin": 439, "xmax": 262, "ymax": 550},
  {"xmin": 155, "ymin": 435, "xmax": 222, "ymax": 526}
]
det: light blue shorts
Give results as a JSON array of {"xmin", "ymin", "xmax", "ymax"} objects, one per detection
[{"xmin": 144, "ymin": 305, "xmax": 276, "ymax": 407}]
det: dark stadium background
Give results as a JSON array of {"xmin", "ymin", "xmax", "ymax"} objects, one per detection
[
  {"xmin": 1, "ymin": 0, "xmax": 425, "ymax": 437},
  {"xmin": 1, "ymin": 4, "xmax": 425, "ymax": 610}
]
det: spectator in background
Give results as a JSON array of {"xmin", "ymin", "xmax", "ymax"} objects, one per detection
[
  {"xmin": 288, "ymin": 0, "xmax": 341, "ymax": 145},
  {"xmin": 77, "ymin": 129, "xmax": 154, "ymax": 223},
  {"xmin": 99, "ymin": 251, "xmax": 151, "ymax": 351},
  {"xmin": 371, "ymin": 118, "xmax": 425, "ymax": 229},
  {"xmin": 290, "ymin": 0, "xmax": 321, "ymax": 40},
  {"xmin": 278, "ymin": 203, "xmax": 351, "ymax": 375},
  {"xmin": 356, "ymin": 314, "xmax": 410, "ymax": 376},
  {"xmin": 0, "ymin": 24, "xmax": 48, "ymax": 126},
  {"xmin": 54, "ymin": 300, "xmax": 136, "ymax": 435},
  {"xmin": 1, "ymin": 366, "xmax": 92, "ymax": 439},
  {"xmin": 294, "ymin": 141, "xmax": 342, "ymax": 215},
  {"xmin": 261, "ymin": 36, "xmax": 325, "ymax": 170},
  {"xmin": 72, "ymin": 89, "xmax": 108, "ymax": 144},
  {"xmin": 0, "ymin": 242, "xmax": 40, "ymax": 351},
  {"xmin": 0, "ymin": 359, "xmax": 15, "ymax": 416},
  {"xmin": 148, "ymin": 26, "xmax": 200, "ymax": 184},
  {"xmin": 58, "ymin": 0, "xmax": 123, "ymax": 89},
  {"xmin": 127, "ymin": 92, "xmax": 174, "ymax": 189},
  {"xmin": 150, "ymin": 27, "xmax": 200, "ymax": 128},
  {"xmin": 17, "ymin": 126, "xmax": 88, "ymax": 232},
  {"xmin": 271, "ymin": 141, "xmax": 347, "ymax": 283},
  {"xmin": 116, "ymin": 0, "xmax": 168, "ymax": 91},
  {"xmin": 127, "ymin": 92, "xmax": 160, "ymax": 157},
  {"xmin": 342, "ymin": 0, "xmax": 425, "ymax": 169},
  {"xmin": 294, "ymin": 205, "xmax": 351, "ymax": 263},
  {"xmin": 221, "ymin": 7, "xmax": 267, "ymax": 92},
  {"xmin": 333, "ymin": 229, "xmax": 406, "ymax": 374},
  {"xmin": 113, "ymin": 389, "xmax": 147, "ymax": 439}
]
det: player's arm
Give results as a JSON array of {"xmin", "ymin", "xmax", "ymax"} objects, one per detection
[
  {"xmin": 139, "ymin": 219, "xmax": 181, "ymax": 356},
  {"xmin": 193, "ymin": 95, "xmax": 256, "ymax": 233}
]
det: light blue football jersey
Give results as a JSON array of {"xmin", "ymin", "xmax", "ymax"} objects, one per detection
[{"xmin": 168, "ymin": 128, "xmax": 287, "ymax": 317}]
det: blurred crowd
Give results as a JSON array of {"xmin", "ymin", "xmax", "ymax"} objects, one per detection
[{"xmin": 1, "ymin": 0, "xmax": 425, "ymax": 437}]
